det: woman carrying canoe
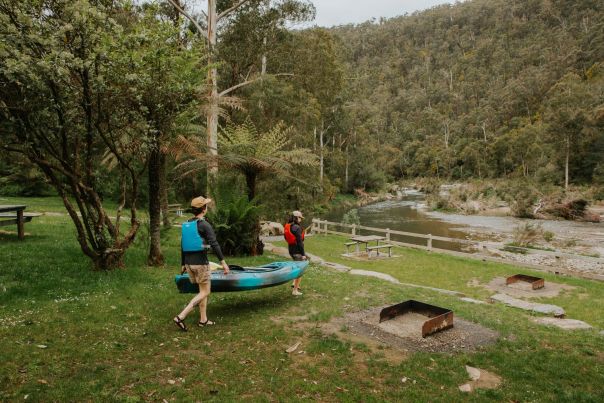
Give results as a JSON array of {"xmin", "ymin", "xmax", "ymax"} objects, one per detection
[
  {"xmin": 284, "ymin": 210, "xmax": 307, "ymax": 296},
  {"xmin": 173, "ymin": 196, "xmax": 230, "ymax": 331}
]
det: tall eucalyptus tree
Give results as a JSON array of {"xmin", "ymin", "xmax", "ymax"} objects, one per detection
[{"xmin": 166, "ymin": 0, "xmax": 314, "ymax": 192}]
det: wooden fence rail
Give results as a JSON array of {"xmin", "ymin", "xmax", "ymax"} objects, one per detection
[{"xmin": 310, "ymin": 218, "xmax": 477, "ymax": 252}]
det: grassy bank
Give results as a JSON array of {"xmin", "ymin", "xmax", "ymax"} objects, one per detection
[{"xmin": 1, "ymin": 201, "xmax": 603, "ymax": 401}]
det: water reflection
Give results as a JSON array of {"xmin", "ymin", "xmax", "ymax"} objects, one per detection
[{"xmin": 325, "ymin": 195, "xmax": 469, "ymax": 251}]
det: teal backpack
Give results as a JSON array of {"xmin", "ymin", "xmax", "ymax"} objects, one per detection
[{"xmin": 181, "ymin": 219, "xmax": 204, "ymax": 252}]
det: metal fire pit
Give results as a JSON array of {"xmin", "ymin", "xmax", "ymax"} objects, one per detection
[
  {"xmin": 506, "ymin": 274, "xmax": 544, "ymax": 290},
  {"xmin": 379, "ymin": 300, "xmax": 454, "ymax": 338}
]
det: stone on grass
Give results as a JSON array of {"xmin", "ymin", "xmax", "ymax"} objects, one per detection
[
  {"xmin": 458, "ymin": 366, "xmax": 502, "ymax": 393},
  {"xmin": 349, "ymin": 269, "xmax": 400, "ymax": 284},
  {"xmin": 465, "ymin": 365, "xmax": 481, "ymax": 381},
  {"xmin": 490, "ymin": 293, "xmax": 565, "ymax": 317},
  {"xmin": 460, "ymin": 297, "xmax": 486, "ymax": 305},
  {"xmin": 532, "ymin": 317, "xmax": 592, "ymax": 330}
]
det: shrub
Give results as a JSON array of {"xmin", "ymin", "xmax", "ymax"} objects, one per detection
[
  {"xmin": 207, "ymin": 196, "xmax": 262, "ymax": 256},
  {"xmin": 503, "ymin": 181, "xmax": 539, "ymax": 218},
  {"xmin": 342, "ymin": 209, "xmax": 360, "ymax": 226},
  {"xmin": 512, "ymin": 222, "xmax": 542, "ymax": 246},
  {"xmin": 543, "ymin": 231, "xmax": 555, "ymax": 242}
]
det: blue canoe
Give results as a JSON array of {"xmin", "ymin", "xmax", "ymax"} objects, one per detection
[{"xmin": 175, "ymin": 261, "xmax": 309, "ymax": 293}]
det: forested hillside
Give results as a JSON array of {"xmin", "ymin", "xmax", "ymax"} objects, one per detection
[
  {"xmin": 2, "ymin": 0, "xmax": 604, "ymax": 228},
  {"xmin": 330, "ymin": 0, "xmax": 604, "ymax": 188}
]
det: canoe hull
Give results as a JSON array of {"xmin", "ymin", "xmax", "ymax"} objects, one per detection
[{"xmin": 175, "ymin": 261, "xmax": 309, "ymax": 293}]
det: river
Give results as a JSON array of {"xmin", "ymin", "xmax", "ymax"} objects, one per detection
[{"xmin": 325, "ymin": 194, "xmax": 470, "ymax": 251}]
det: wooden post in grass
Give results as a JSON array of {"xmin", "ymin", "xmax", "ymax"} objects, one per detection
[
  {"xmin": 427, "ymin": 234, "xmax": 433, "ymax": 251},
  {"xmin": 386, "ymin": 228, "xmax": 390, "ymax": 242},
  {"xmin": 352, "ymin": 224, "xmax": 356, "ymax": 236}
]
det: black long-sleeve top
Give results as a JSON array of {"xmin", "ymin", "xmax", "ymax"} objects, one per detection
[
  {"xmin": 181, "ymin": 218, "xmax": 225, "ymax": 265},
  {"xmin": 287, "ymin": 223, "xmax": 305, "ymax": 257}
]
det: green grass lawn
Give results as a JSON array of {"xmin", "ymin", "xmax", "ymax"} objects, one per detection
[{"xmin": 1, "ymin": 199, "xmax": 603, "ymax": 401}]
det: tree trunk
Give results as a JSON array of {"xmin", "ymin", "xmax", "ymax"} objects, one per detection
[
  {"xmin": 93, "ymin": 250, "xmax": 125, "ymax": 271},
  {"xmin": 319, "ymin": 125, "xmax": 324, "ymax": 185},
  {"xmin": 345, "ymin": 143, "xmax": 349, "ymax": 189},
  {"xmin": 159, "ymin": 153, "xmax": 170, "ymax": 227},
  {"xmin": 261, "ymin": 36, "xmax": 267, "ymax": 75},
  {"xmin": 565, "ymin": 135, "xmax": 570, "ymax": 189},
  {"xmin": 147, "ymin": 145, "xmax": 165, "ymax": 266},
  {"xmin": 207, "ymin": 0, "xmax": 219, "ymax": 194},
  {"xmin": 245, "ymin": 172, "xmax": 257, "ymax": 201}
]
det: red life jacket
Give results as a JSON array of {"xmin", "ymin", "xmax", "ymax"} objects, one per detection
[{"xmin": 284, "ymin": 223, "xmax": 304, "ymax": 246}]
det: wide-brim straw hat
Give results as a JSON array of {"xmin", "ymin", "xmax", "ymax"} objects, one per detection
[{"xmin": 191, "ymin": 196, "xmax": 212, "ymax": 208}]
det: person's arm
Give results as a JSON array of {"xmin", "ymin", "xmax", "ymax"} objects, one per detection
[{"xmin": 200, "ymin": 220, "xmax": 229, "ymax": 274}]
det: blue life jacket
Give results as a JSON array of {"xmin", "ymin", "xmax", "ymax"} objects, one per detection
[{"xmin": 181, "ymin": 219, "xmax": 204, "ymax": 252}]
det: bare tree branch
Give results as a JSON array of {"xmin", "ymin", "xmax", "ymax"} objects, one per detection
[
  {"xmin": 217, "ymin": 0, "xmax": 252, "ymax": 21},
  {"xmin": 166, "ymin": 0, "xmax": 208, "ymax": 41},
  {"xmin": 219, "ymin": 73, "xmax": 293, "ymax": 97}
]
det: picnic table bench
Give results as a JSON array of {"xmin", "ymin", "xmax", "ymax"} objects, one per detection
[
  {"xmin": 0, "ymin": 205, "xmax": 41, "ymax": 240},
  {"xmin": 345, "ymin": 235, "xmax": 393, "ymax": 257},
  {"xmin": 366, "ymin": 244, "xmax": 394, "ymax": 257}
]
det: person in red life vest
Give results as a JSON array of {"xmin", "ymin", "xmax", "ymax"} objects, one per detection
[
  {"xmin": 173, "ymin": 196, "xmax": 230, "ymax": 331},
  {"xmin": 284, "ymin": 210, "xmax": 307, "ymax": 296}
]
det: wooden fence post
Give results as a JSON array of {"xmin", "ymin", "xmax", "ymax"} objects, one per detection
[
  {"xmin": 352, "ymin": 224, "xmax": 356, "ymax": 236},
  {"xmin": 386, "ymin": 228, "xmax": 390, "ymax": 242},
  {"xmin": 427, "ymin": 234, "xmax": 433, "ymax": 251}
]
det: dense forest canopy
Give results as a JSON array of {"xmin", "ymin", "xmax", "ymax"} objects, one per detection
[{"xmin": 329, "ymin": 0, "xmax": 604, "ymax": 188}]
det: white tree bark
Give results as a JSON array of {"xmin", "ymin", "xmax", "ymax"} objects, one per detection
[
  {"xmin": 345, "ymin": 143, "xmax": 349, "ymax": 188},
  {"xmin": 207, "ymin": 0, "xmax": 219, "ymax": 183},
  {"xmin": 319, "ymin": 124, "xmax": 324, "ymax": 185},
  {"xmin": 565, "ymin": 135, "xmax": 570, "ymax": 189},
  {"xmin": 261, "ymin": 36, "xmax": 267, "ymax": 76},
  {"xmin": 443, "ymin": 121, "xmax": 450, "ymax": 149}
]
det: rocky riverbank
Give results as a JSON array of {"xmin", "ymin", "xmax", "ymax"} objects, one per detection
[
  {"xmin": 423, "ymin": 209, "xmax": 604, "ymax": 278},
  {"xmin": 342, "ymin": 183, "xmax": 604, "ymax": 278}
]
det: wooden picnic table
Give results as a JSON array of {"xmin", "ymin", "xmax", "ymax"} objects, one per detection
[
  {"xmin": 345, "ymin": 235, "xmax": 395, "ymax": 257},
  {"xmin": 347, "ymin": 235, "xmax": 386, "ymax": 254},
  {"xmin": 0, "ymin": 205, "xmax": 40, "ymax": 240}
]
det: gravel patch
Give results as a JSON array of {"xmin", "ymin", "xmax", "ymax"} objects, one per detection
[
  {"xmin": 485, "ymin": 277, "xmax": 575, "ymax": 299},
  {"xmin": 322, "ymin": 306, "xmax": 499, "ymax": 353}
]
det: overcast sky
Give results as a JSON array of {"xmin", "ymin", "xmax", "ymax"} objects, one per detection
[{"xmin": 310, "ymin": 0, "xmax": 454, "ymax": 27}]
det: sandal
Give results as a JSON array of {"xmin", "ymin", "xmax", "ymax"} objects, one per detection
[
  {"xmin": 290, "ymin": 285, "xmax": 302, "ymax": 292},
  {"xmin": 198, "ymin": 319, "xmax": 215, "ymax": 327},
  {"xmin": 173, "ymin": 316, "xmax": 187, "ymax": 332}
]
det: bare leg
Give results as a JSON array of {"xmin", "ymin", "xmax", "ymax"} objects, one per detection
[
  {"xmin": 197, "ymin": 281, "xmax": 211, "ymax": 323},
  {"xmin": 292, "ymin": 277, "xmax": 302, "ymax": 295},
  {"xmin": 178, "ymin": 284, "xmax": 210, "ymax": 320}
]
